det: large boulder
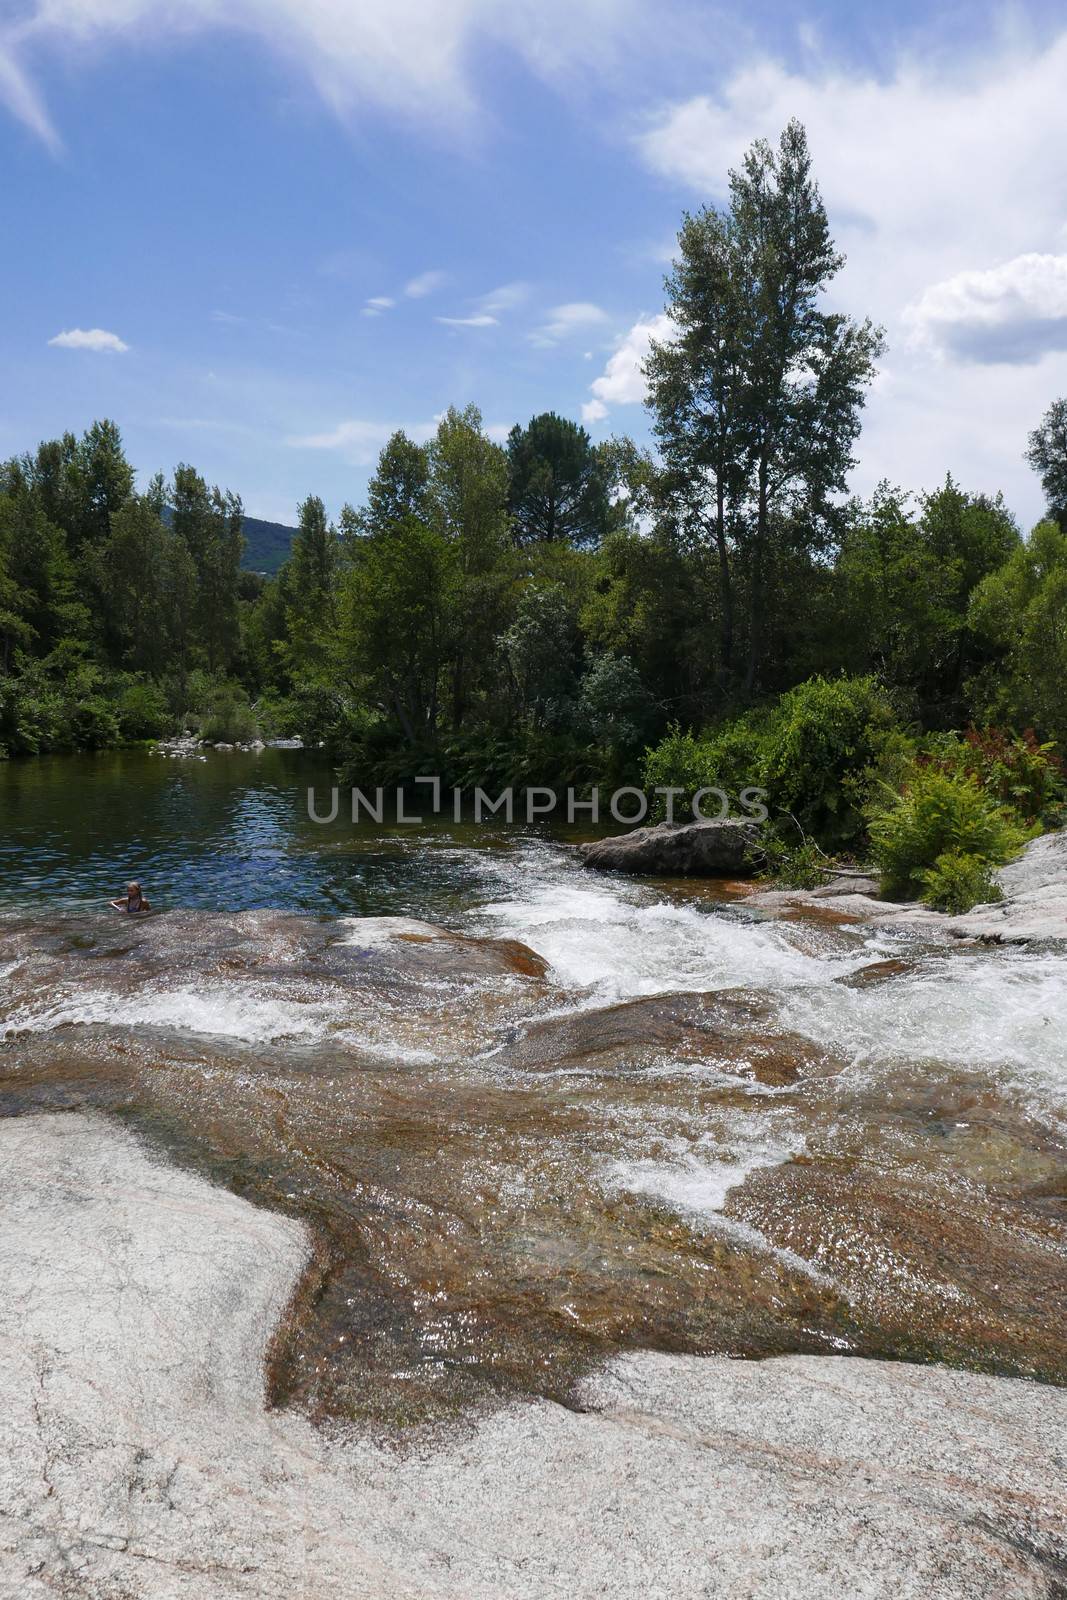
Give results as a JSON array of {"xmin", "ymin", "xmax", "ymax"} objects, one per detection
[{"xmin": 579, "ymin": 817, "xmax": 761, "ymax": 876}]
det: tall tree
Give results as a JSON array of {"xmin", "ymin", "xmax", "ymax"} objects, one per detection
[
  {"xmin": 1026, "ymin": 398, "xmax": 1067, "ymax": 528},
  {"xmin": 360, "ymin": 431, "xmax": 430, "ymax": 536},
  {"xmin": 283, "ymin": 494, "xmax": 340, "ymax": 675},
  {"xmin": 647, "ymin": 119, "xmax": 883, "ymax": 696},
  {"xmin": 170, "ymin": 465, "xmax": 244, "ymax": 671},
  {"xmin": 427, "ymin": 406, "xmax": 512, "ymax": 728},
  {"xmin": 506, "ymin": 413, "xmax": 610, "ymax": 547}
]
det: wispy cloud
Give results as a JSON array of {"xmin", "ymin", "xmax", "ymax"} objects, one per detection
[
  {"xmin": 361, "ymin": 295, "xmax": 397, "ymax": 318},
  {"xmin": 479, "ymin": 281, "xmax": 531, "ymax": 315},
  {"xmin": 0, "ymin": 42, "xmax": 59, "ymax": 152},
  {"xmin": 404, "ymin": 270, "xmax": 447, "ymax": 299},
  {"xmin": 48, "ymin": 327, "xmax": 129, "ymax": 353},
  {"xmin": 287, "ymin": 417, "xmax": 437, "ymax": 464},
  {"xmin": 530, "ymin": 300, "xmax": 608, "ymax": 347},
  {"xmin": 436, "ymin": 313, "xmax": 498, "ymax": 329},
  {"xmin": 2, "ymin": 1, "xmax": 655, "ymax": 150}
]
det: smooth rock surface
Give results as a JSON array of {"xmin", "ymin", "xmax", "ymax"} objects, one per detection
[
  {"xmin": 580, "ymin": 817, "xmax": 761, "ymax": 876},
  {"xmin": 2, "ymin": 1112, "xmax": 1066, "ymax": 1600},
  {"xmin": 750, "ymin": 828, "xmax": 1067, "ymax": 943}
]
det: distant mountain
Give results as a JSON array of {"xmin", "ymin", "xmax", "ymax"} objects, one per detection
[
  {"xmin": 239, "ymin": 514, "xmax": 297, "ymax": 576},
  {"xmin": 161, "ymin": 506, "xmax": 297, "ymax": 576}
]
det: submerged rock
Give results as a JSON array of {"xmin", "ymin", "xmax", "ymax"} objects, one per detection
[
  {"xmin": 493, "ymin": 989, "xmax": 835, "ymax": 1085},
  {"xmin": 2, "ymin": 1112, "xmax": 1065, "ymax": 1600},
  {"xmin": 579, "ymin": 818, "xmax": 761, "ymax": 876}
]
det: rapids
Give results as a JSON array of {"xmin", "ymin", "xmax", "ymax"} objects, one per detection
[
  {"xmin": 2, "ymin": 807, "xmax": 1066, "ymax": 1430},
  {"xmin": 0, "ymin": 755, "xmax": 1062, "ymax": 1433}
]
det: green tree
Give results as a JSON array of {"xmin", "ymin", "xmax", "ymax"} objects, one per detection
[
  {"xmin": 647, "ymin": 119, "xmax": 883, "ymax": 696},
  {"xmin": 360, "ymin": 431, "xmax": 430, "ymax": 536},
  {"xmin": 1026, "ymin": 398, "xmax": 1067, "ymax": 528},
  {"xmin": 427, "ymin": 406, "xmax": 512, "ymax": 729},
  {"xmin": 170, "ymin": 465, "xmax": 244, "ymax": 671},
  {"xmin": 340, "ymin": 516, "xmax": 453, "ymax": 743},
  {"xmin": 506, "ymin": 413, "xmax": 610, "ymax": 548},
  {"xmin": 283, "ymin": 494, "xmax": 340, "ymax": 674},
  {"xmin": 835, "ymin": 479, "xmax": 1019, "ymax": 723},
  {"xmin": 967, "ymin": 519, "xmax": 1067, "ymax": 744}
]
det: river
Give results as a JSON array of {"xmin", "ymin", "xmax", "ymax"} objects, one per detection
[{"xmin": 1, "ymin": 748, "xmax": 1065, "ymax": 1430}]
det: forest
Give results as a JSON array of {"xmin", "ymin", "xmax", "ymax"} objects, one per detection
[{"xmin": 3, "ymin": 123, "xmax": 1066, "ymax": 909}]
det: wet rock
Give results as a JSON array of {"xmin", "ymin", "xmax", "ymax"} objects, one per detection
[
  {"xmin": 494, "ymin": 990, "xmax": 833, "ymax": 1084},
  {"xmin": 810, "ymin": 874, "xmax": 881, "ymax": 898},
  {"xmin": 837, "ymin": 957, "xmax": 919, "ymax": 988},
  {"xmin": 579, "ymin": 818, "xmax": 761, "ymax": 876},
  {"xmin": 3, "ymin": 1113, "xmax": 1065, "ymax": 1600},
  {"xmin": 748, "ymin": 830, "xmax": 1067, "ymax": 944}
]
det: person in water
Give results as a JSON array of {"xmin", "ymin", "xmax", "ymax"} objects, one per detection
[{"xmin": 110, "ymin": 881, "xmax": 151, "ymax": 914}]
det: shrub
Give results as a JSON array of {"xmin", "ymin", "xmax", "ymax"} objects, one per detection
[
  {"xmin": 116, "ymin": 679, "xmax": 172, "ymax": 741},
  {"xmin": 643, "ymin": 716, "xmax": 767, "ymax": 819},
  {"xmin": 753, "ymin": 827, "xmax": 831, "ymax": 889},
  {"xmin": 869, "ymin": 765, "xmax": 1027, "ymax": 902},
  {"xmin": 924, "ymin": 727, "xmax": 1064, "ymax": 826},
  {"xmin": 760, "ymin": 676, "xmax": 899, "ymax": 847},
  {"xmin": 200, "ymin": 685, "xmax": 258, "ymax": 745},
  {"xmin": 921, "ymin": 850, "xmax": 1003, "ymax": 915}
]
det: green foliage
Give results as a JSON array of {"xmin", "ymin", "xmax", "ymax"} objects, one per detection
[
  {"xmin": 921, "ymin": 850, "xmax": 1003, "ymax": 915},
  {"xmin": 753, "ymin": 827, "xmax": 831, "ymax": 890},
  {"xmin": 760, "ymin": 676, "xmax": 898, "ymax": 846},
  {"xmin": 923, "ymin": 727, "xmax": 1064, "ymax": 826},
  {"xmin": 643, "ymin": 717, "xmax": 766, "ymax": 816},
  {"xmin": 195, "ymin": 682, "xmax": 258, "ymax": 745},
  {"xmin": 868, "ymin": 765, "xmax": 1027, "ymax": 903},
  {"xmin": 1026, "ymin": 398, "xmax": 1067, "ymax": 527},
  {"xmin": 506, "ymin": 412, "xmax": 611, "ymax": 548},
  {"xmin": 967, "ymin": 520, "xmax": 1067, "ymax": 746},
  {"xmin": 116, "ymin": 679, "xmax": 172, "ymax": 741}
]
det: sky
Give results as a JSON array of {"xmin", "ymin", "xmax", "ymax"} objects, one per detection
[{"xmin": 2, "ymin": 0, "xmax": 1066, "ymax": 529}]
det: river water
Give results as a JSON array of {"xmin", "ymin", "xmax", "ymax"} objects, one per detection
[{"xmin": 1, "ymin": 749, "xmax": 1065, "ymax": 1429}]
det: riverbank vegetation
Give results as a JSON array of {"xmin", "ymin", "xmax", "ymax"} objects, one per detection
[{"xmin": 2, "ymin": 122, "xmax": 1065, "ymax": 907}]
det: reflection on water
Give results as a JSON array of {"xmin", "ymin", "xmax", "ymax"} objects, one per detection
[
  {"xmin": 1, "ymin": 751, "xmax": 1066, "ymax": 1430},
  {"xmin": 0, "ymin": 747, "xmax": 559, "ymax": 919}
]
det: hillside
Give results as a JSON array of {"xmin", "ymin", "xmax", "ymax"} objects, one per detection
[
  {"xmin": 161, "ymin": 506, "xmax": 296, "ymax": 575},
  {"xmin": 239, "ymin": 513, "xmax": 297, "ymax": 575}
]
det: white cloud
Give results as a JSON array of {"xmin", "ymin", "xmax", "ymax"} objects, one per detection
[
  {"xmin": 583, "ymin": 313, "xmax": 673, "ymax": 424},
  {"xmin": 287, "ymin": 418, "xmax": 436, "ymax": 464},
  {"xmin": 361, "ymin": 295, "xmax": 396, "ymax": 317},
  {"xmin": 479, "ymin": 281, "xmax": 531, "ymax": 315},
  {"xmin": 436, "ymin": 313, "xmax": 498, "ymax": 329},
  {"xmin": 48, "ymin": 327, "xmax": 129, "ymax": 352},
  {"xmin": 3, "ymin": 1, "xmax": 654, "ymax": 149},
  {"xmin": 632, "ymin": 33, "xmax": 1067, "ymax": 524},
  {"xmin": 903, "ymin": 253, "xmax": 1067, "ymax": 365},
  {"xmin": 288, "ymin": 413, "xmax": 513, "ymax": 462},
  {"xmin": 0, "ymin": 40, "xmax": 59, "ymax": 150},
  {"xmin": 404, "ymin": 270, "xmax": 447, "ymax": 299},
  {"xmin": 531, "ymin": 300, "xmax": 608, "ymax": 347}
]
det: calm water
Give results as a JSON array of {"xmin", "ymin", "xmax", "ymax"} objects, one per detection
[{"xmin": 0, "ymin": 748, "xmax": 587, "ymax": 919}]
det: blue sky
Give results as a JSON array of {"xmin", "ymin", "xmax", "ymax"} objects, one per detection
[{"xmin": 2, "ymin": 0, "xmax": 1066, "ymax": 528}]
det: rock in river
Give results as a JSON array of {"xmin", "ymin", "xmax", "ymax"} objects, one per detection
[{"xmin": 579, "ymin": 817, "xmax": 761, "ymax": 876}]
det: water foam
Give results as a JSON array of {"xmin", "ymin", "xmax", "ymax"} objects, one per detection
[
  {"xmin": 477, "ymin": 846, "xmax": 868, "ymax": 1003},
  {"xmin": 605, "ymin": 1127, "xmax": 828, "ymax": 1281}
]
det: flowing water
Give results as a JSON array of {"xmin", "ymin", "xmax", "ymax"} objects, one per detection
[{"xmin": 1, "ymin": 749, "xmax": 1066, "ymax": 1430}]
